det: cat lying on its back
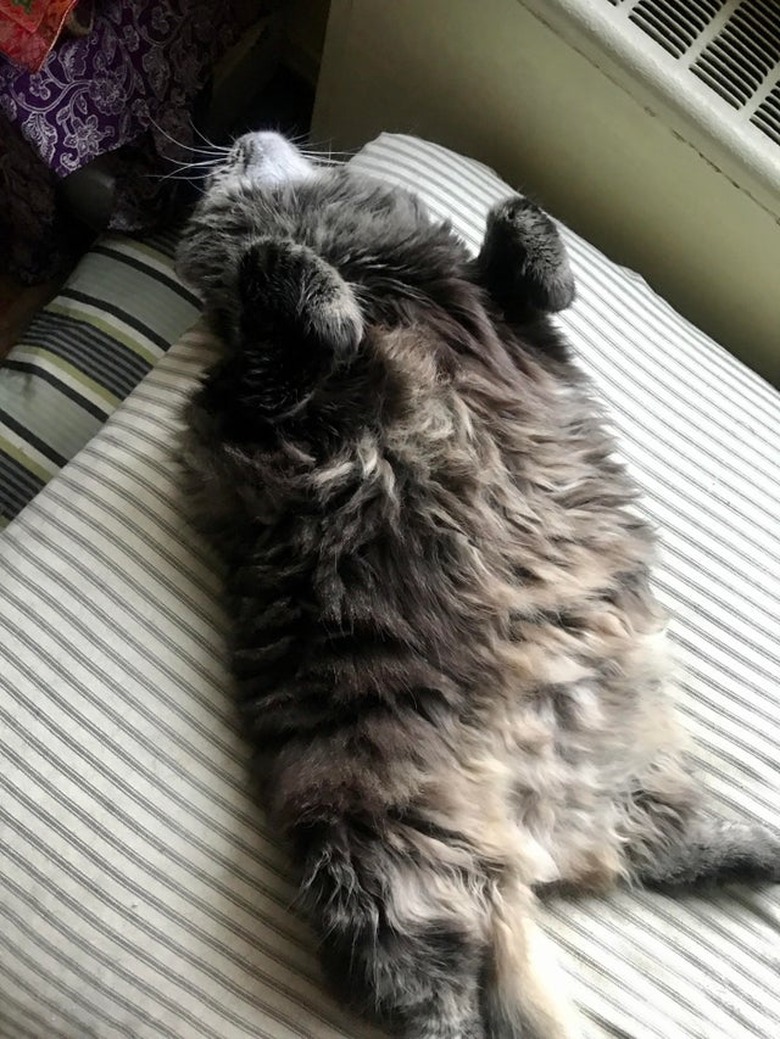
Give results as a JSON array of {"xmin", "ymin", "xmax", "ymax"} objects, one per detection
[{"xmin": 175, "ymin": 132, "xmax": 779, "ymax": 1039}]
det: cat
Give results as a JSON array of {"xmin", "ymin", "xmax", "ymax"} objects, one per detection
[{"xmin": 175, "ymin": 131, "xmax": 779, "ymax": 1039}]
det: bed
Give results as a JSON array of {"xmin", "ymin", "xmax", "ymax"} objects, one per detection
[{"xmin": 0, "ymin": 133, "xmax": 778, "ymax": 1039}]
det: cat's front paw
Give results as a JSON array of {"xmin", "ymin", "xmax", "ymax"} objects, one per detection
[
  {"xmin": 240, "ymin": 238, "xmax": 364, "ymax": 360},
  {"xmin": 477, "ymin": 196, "xmax": 575, "ymax": 315}
]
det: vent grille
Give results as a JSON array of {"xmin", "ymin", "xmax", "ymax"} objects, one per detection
[
  {"xmin": 608, "ymin": 0, "xmax": 780, "ymax": 149},
  {"xmin": 692, "ymin": 1, "xmax": 780, "ymax": 107},
  {"xmin": 545, "ymin": 0, "xmax": 780, "ymax": 201},
  {"xmin": 751, "ymin": 80, "xmax": 780, "ymax": 143},
  {"xmin": 628, "ymin": 0, "xmax": 725, "ymax": 59}
]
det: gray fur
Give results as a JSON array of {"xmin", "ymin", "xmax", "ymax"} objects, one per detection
[
  {"xmin": 476, "ymin": 196, "xmax": 576, "ymax": 318},
  {"xmin": 175, "ymin": 133, "xmax": 779, "ymax": 1039}
]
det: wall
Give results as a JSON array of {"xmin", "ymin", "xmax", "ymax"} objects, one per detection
[
  {"xmin": 313, "ymin": 0, "xmax": 779, "ymax": 383},
  {"xmin": 284, "ymin": 0, "xmax": 331, "ymax": 86}
]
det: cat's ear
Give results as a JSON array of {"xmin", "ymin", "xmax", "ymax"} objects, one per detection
[
  {"xmin": 474, "ymin": 197, "xmax": 575, "ymax": 317},
  {"xmin": 238, "ymin": 238, "xmax": 363, "ymax": 362}
]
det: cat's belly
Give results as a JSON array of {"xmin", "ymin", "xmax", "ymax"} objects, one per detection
[{"xmin": 473, "ymin": 651, "xmax": 688, "ymax": 889}]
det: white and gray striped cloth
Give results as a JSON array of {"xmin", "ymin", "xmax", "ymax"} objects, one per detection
[{"xmin": 0, "ymin": 134, "xmax": 778, "ymax": 1039}]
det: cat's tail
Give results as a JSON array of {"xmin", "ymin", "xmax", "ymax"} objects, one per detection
[
  {"xmin": 294, "ymin": 817, "xmax": 580, "ymax": 1039},
  {"xmin": 483, "ymin": 877, "xmax": 581, "ymax": 1039}
]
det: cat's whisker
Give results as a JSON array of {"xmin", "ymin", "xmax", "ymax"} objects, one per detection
[
  {"xmin": 145, "ymin": 169, "xmax": 216, "ymax": 184},
  {"xmin": 148, "ymin": 115, "xmax": 231, "ymax": 158},
  {"xmin": 153, "ymin": 169, "xmax": 216, "ymax": 185},
  {"xmin": 158, "ymin": 139, "xmax": 226, "ymax": 159},
  {"xmin": 300, "ymin": 149, "xmax": 348, "ymax": 160},
  {"xmin": 186, "ymin": 117, "xmax": 230, "ymax": 153},
  {"xmin": 300, "ymin": 154, "xmax": 345, "ymax": 167},
  {"xmin": 299, "ymin": 136, "xmax": 354, "ymax": 155},
  {"xmin": 161, "ymin": 157, "xmax": 222, "ymax": 171}
]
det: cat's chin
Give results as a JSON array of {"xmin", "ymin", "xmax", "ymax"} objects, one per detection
[{"xmin": 225, "ymin": 131, "xmax": 316, "ymax": 190}]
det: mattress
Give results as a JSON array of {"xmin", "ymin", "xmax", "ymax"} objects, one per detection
[{"xmin": 0, "ymin": 133, "xmax": 778, "ymax": 1039}]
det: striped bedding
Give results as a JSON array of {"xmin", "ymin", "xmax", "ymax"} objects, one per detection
[
  {"xmin": 0, "ymin": 133, "xmax": 778, "ymax": 1039},
  {"xmin": 0, "ymin": 231, "xmax": 199, "ymax": 528}
]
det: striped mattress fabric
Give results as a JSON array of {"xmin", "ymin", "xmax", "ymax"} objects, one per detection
[
  {"xmin": 0, "ymin": 230, "xmax": 199, "ymax": 528},
  {"xmin": 0, "ymin": 133, "xmax": 778, "ymax": 1039}
]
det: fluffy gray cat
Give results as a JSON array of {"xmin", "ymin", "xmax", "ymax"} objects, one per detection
[{"xmin": 175, "ymin": 132, "xmax": 779, "ymax": 1039}]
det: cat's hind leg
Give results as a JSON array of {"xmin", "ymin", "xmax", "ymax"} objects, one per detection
[
  {"xmin": 619, "ymin": 762, "xmax": 780, "ymax": 889},
  {"xmin": 629, "ymin": 812, "xmax": 780, "ymax": 889},
  {"xmin": 296, "ymin": 817, "xmax": 487, "ymax": 1039},
  {"xmin": 295, "ymin": 816, "xmax": 582, "ymax": 1039},
  {"xmin": 474, "ymin": 197, "xmax": 576, "ymax": 320}
]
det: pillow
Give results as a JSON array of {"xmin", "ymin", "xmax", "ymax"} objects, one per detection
[
  {"xmin": 0, "ymin": 134, "xmax": 778, "ymax": 1039},
  {"xmin": 0, "ymin": 229, "xmax": 199, "ymax": 527}
]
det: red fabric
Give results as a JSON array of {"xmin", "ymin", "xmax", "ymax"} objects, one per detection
[
  {"xmin": 0, "ymin": 0, "xmax": 79, "ymax": 71},
  {"xmin": 0, "ymin": 0, "xmax": 49, "ymax": 33},
  {"xmin": 2, "ymin": 0, "xmax": 58, "ymax": 33}
]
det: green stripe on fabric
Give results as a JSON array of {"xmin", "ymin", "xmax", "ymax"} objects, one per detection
[
  {"xmin": 6, "ymin": 347, "xmax": 120, "ymax": 410},
  {"xmin": 113, "ymin": 238, "xmax": 177, "ymax": 267},
  {"xmin": 0, "ymin": 375, "xmax": 104, "ymax": 466},
  {"xmin": 102, "ymin": 230, "xmax": 180, "ymax": 262},
  {"xmin": 0, "ymin": 434, "xmax": 54, "ymax": 483},
  {"xmin": 64, "ymin": 250, "xmax": 199, "ymax": 348},
  {"xmin": 4, "ymin": 360, "xmax": 110, "ymax": 423},
  {"xmin": 92, "ymin": 245, "xmax": 201, "ymax": 309},
  {"xmin": 16, "ymin": 310, "xmax": 154, "ymax": 401},
  {"xmin": 43, "ymin": 301, "xmax": 159, "ymax": 367}
]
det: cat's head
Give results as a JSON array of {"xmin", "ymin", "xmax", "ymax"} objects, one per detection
[
  {"xmin": 175, "ymin": 132, "xmax": 469, "ymax": 362},
  {"xmin": 176, "ymin": 132, "xmax": 571, "ymax": 433}
]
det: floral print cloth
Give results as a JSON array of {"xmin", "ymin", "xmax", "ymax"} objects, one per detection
[{"xmin": 0, "ymin": 0, "xmax": 265, "ymax": 282}]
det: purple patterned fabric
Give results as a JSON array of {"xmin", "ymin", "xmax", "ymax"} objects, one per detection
[{"xmin": 0, "ymin": 0, "xmax": 265, "ymax": 282}]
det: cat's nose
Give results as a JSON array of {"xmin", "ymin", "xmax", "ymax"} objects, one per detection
[{"xmin": 237, "ymin": 134, "xmax": 270, "ymax": 167}]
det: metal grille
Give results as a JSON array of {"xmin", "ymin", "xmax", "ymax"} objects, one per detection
[
  {"xmin": 628, "ymin": 0, "xmax": 726, "ymax": 59},
  {"xmin": 751, "ymin": 80, "xmax": 780, "ymax": 143},
  {"xmin": 692, "ymin": 0, "xmax": 780, "ymax": 108}
]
